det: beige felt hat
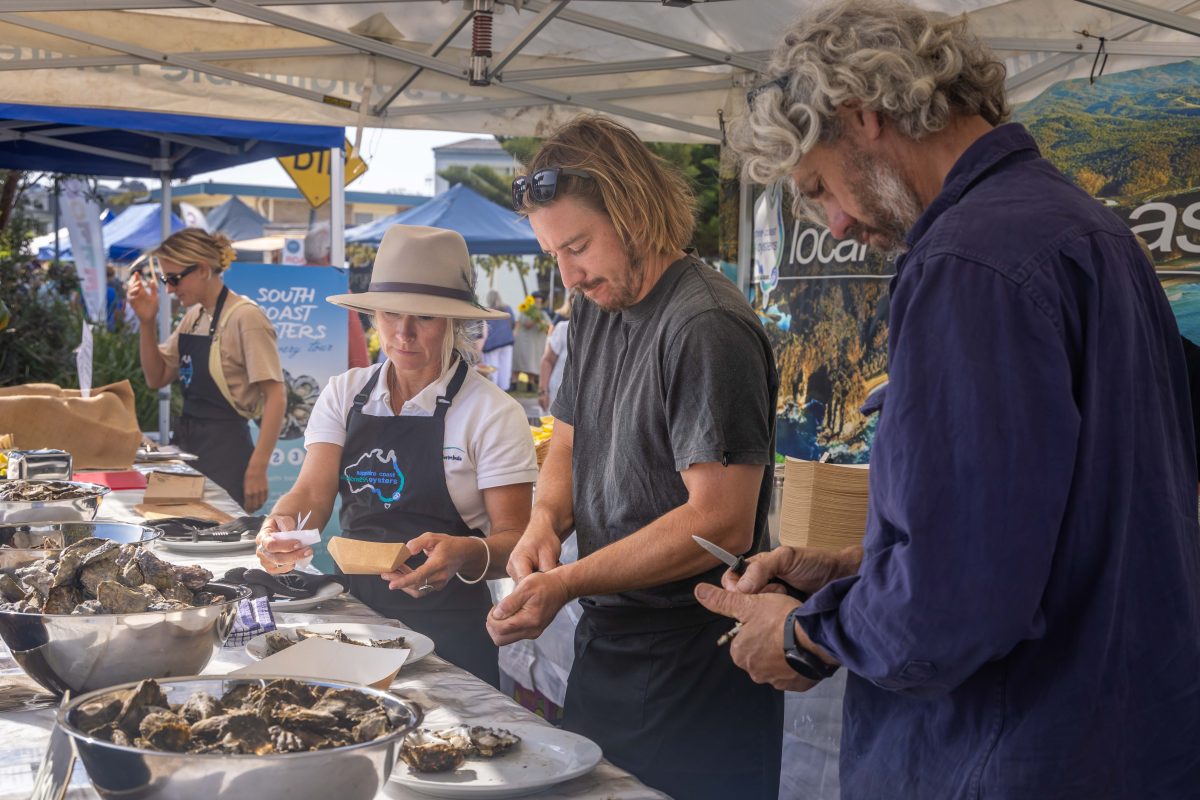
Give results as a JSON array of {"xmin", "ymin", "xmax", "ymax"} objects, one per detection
[{"xmin": 326, "ymin": 224, "xmax": 506, "ymax": 320}]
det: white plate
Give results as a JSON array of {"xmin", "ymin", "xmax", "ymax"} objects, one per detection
[
  {"xmin": 266, "ymin": 580, "xmax": 345, "ymax": 612},
  {"xmin": 154, "ymin": 533, "xmax": 258, "ymax": 555},
  {"xmin": 246, "ymin": 622, "xmax": 434, "ymax": 664},
  {"xmin": 388, "ymin": 723, "xmax": 603, "ymax": 799}
]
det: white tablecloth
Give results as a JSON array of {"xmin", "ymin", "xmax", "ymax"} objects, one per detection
[{"xmin": 0, "ymin": 472, "xmax": 665, "ymax": 800}]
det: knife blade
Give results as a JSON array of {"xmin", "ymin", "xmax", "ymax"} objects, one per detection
[{"xmin": 691, "ymin": 535, "xmax": 808, "ymax": 601}]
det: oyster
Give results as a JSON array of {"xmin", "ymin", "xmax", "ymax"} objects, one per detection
[
  {"xmin": 43, "ymin": 585, "xmax": 81, "ymax": 614},
  {"xmin": 311, "ymin": 687, "xmax": 379, "ymax": 723},
  {"xmin": 147, "ymin": 600, "xmax": 191, "ymax": 612},
  {"xmin": 14, "ymin": 559, "xmax": 55, "ymax": 600},
  {"xmin": 72, "ymin": 600, "xmax": 103, "ymax": 615},
  {"xmin": 274, "ymin": 704, "xmax": 340, "ymax": 731},
  {"xmin": 96, "ymin": 581, "xmax": 152, "ymax": 614},
  {"xmin": 0, "ymin": 573, "xmax": 27, "ymax": 603},
  {"xmin": 190, "ymin": 710, "xmax": 273, "ymax": 755},
  {"xmin": 179, "ymin": 692, "xmax": 224, "ymax": 724},
  {"xmin": 468, "ymin": 726, "xmax": 520, "ymax": 758},
  {"xmin": 400, "ymin": 730, "xmax": 467, "ymax": 773},
  {"xmin": 138, "ymin": 710, "xmax": 192, "ymax": 752},
  {"xmin": 51, "ymin": 538, "xmax": 110, "ymax": 588},
  {"xmin": 352, "ymin": 708, "xmax": 392, "ymax": 743},
  {"xmin": 0, "ymin": 480, "xmax": 102, "ymax": 502},
  {"xmin": 114, "ymin": 679, "xmax": 171, "ymax": 738},
  {"xmin": 79, "ymin": 558, "xmax": 122, "ymax": 596}
]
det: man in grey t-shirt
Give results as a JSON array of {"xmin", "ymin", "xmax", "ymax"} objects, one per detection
[{"xmin": 488, "ymin": 115, "xmax": 782, "ymax": 800}]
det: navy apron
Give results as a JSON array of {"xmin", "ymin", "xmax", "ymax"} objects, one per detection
[
  {"xmin": 564, "ymin": 601, "xmax": 784, "ymax": 800},
  {"xmin": 336, "ymin": 360, "xmax": 499, "ymax": 687},
  {"xmin": 173, "ymin": 286, "xmax": 254, "ymax": 508}
]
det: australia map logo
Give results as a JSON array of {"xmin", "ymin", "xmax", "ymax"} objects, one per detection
[
  {"xmin": 342, "ymin": 448, "xmax": 405, "ymax": 507},
  {"xmin": 179, "ymin": 354, "xmax": 194, "ymax": 389}
]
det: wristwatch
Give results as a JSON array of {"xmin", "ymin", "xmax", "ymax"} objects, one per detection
[{"xmin": 783, "ymin": 606, "xmax": 839, "ymax": 681}]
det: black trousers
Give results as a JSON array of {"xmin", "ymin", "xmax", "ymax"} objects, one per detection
[
  {"xmin": 173, "ymin": 414, "xmax": 254, "ymax": 509},
  {"xmin": 564, "ymin": 603, "xmax": 783, "ymax": 800}
]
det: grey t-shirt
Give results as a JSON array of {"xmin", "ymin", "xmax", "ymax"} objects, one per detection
[{"xmin": 552, "ymin": 255, "xmax": 779, "ymax": 607}]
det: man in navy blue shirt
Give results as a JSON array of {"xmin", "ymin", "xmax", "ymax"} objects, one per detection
[{"xmin": 698, "ymin": 1, "xmax": 1200, "ymax": 797}]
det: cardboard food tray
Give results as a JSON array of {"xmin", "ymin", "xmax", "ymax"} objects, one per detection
[{"xmin": 328, "ymin": 537, "xmax": 411, "ymax": 574}]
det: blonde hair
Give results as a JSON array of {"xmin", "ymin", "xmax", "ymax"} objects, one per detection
[
  {"xmin": 443, "ymin": 319, "xmax": 483, "ymax": 372},
  {"xmin": 515, "ymin": 115, "xmax": 695, "ymax": 258},
  {"xmin": 150, "ymin": 228, "xmax": 235, "ymax": 274},
  {"xmin": 731, "ymin": 0, "xmax": 1009, "ymax": 189}
]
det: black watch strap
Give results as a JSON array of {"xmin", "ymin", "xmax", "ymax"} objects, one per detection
[{"xmin": 783, "ymin": 606, "xmax": 839, "ymax": 681}]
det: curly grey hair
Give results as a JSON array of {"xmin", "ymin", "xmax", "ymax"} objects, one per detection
[{"xmin": 730, "ymin": 0, "xmax": 1010, "ymax": 191}]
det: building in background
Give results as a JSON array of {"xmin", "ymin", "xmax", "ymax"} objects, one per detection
[
  {"xmin": 433, "ymin": 138, "xmax": 520, "ymax": 194},
  {"xmin": 149, "ymin": 181, "xmax": 427, "ymax": 231}
]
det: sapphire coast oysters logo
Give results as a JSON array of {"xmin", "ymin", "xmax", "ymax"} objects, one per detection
[{"xmin": 342, "ymin": 448, "xmax": 405, "ymax": 507}]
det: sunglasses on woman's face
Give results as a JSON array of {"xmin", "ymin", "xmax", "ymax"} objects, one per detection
[
  {"xmin": 511, "ymin": 167, "xmax": 592, "ymax": 210},
  {"xmin": 156, "ymin": 261, "xmax": 201, "ymax": 287}
]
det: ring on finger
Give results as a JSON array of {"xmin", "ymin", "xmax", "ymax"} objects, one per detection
[{"xmin": 418, "ymin": 583, "xmax": 434, "ymax": 594}]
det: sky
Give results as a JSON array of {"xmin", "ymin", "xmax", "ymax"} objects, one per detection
[{"xmin": 186, "ymin": 127, "xmax": 482, "ymax": 197}]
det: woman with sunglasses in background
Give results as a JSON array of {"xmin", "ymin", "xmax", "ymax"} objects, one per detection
[{"xmin": 127, "ymin": 228, "xmax": 285, "ymax": 512}]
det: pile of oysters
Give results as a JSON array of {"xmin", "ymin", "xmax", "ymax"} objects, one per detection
[
  {"xmin": 0, "ymin": 481, "xmax": 104, "ymax": 502},
  {"xmin": 0, "ymin": 537, "xmax": 215, "ymax": 614},
  {"xmin": 72, "ymin": 678, "xmax": 406, "ymax": 754},
  {"xmin": 400, "ymin": 725, "xmax": 521, "ymax": 772}
]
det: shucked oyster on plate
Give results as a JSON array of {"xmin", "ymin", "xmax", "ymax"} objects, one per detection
[
  {"xmin": 400, "ymin": 725, "xmax": 521, "ymax": 772},
  {"xmin": 264, "ymin": 627, "xmax": 408, "ymax": 656},
  {"xmin": 0, "ymin": 538, "xmax": 216, "ymax": 615},
  {"xmin": 71, "ymin": 678, "xmax": 412, "ymax": 755}
]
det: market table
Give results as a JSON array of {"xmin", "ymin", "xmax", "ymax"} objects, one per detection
[{"xmin": 0, "ymin": 473, "xmax": 665, "ymax": 800}]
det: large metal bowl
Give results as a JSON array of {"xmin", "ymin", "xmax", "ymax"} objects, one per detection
[
  {"xmin": 0, "ymin": 519, "xmax": 161, "ymax": 573},
  {"xmin": 0, "ymin": 582, "xmax": 248, "ymax": 694},
  {"xmin": 58, "ymin": 675, "xmax": 423, "ymax": 800},
  {"xmin": 0, "ymin": 479, "xmax": 111, "ymax": 524}
]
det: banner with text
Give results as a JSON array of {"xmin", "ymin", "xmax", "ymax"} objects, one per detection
[{"xmin": 224, "ymin": 264, "xmax": 348, "ymax": 552}]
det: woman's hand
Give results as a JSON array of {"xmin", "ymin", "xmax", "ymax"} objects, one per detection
[
  {"xmin": 381, "ymin": 533, "xmax": 485, "ymax": 598},
  {"xmin": 243, "ymin": 462, "xmax": 269, "ymax": 513},
  {"xmin": 127, "ymin": 272, "xmax": 159, "ymax": 324},
  {"xmin": 255, "ymin": 515, "xmax": 313, "ymax": 575}
]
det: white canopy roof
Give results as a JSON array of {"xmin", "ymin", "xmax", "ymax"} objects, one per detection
[{"xmin": 0, "ymin": 1, "xmax": 1196, "ymax": 143}]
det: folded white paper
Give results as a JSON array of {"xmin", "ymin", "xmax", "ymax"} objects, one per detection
[
  {"xmin": 272, "ymin": 528, "xmax": 321, "ymax": 570},
  {"xmin": 232, "ymin": 636, "xmax": 410, "ymax": 689}
]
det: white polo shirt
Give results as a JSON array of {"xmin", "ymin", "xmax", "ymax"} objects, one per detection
[{"xmin": 304, "ymin": 361, "xmax": 538, "ymax": 533}]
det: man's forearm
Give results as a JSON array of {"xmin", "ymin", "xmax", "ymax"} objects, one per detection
[{"xmin": 532, "ymin": 435, "xmax": 574, "ymax": 539}]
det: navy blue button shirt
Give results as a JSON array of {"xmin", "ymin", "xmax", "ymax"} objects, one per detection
[
  {"xmin": 796, "ymin": 124, "xmax": 1200, "ymax": 799},
  {"xmin": 482, "ymin": 307, "xmax": 515, "ymax": 352}
]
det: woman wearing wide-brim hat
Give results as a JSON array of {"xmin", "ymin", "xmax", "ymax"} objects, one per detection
[{"xmin": 254, "ymin": 225, "xmax": 538, "ymax": 687}]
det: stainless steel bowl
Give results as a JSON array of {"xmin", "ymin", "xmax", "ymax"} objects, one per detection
[
  {"xmin": 0, "ymin": 582, "xmax": 249, "ymax": 694},
  {"xmin": 0, "ymin": 479, "xmax": 111, "ymax": 524},
  {"xmin": 0, "ymin": 519, "xmax": 161, "ymax": 573},
  {"xmin": 58, "ymin": 675, "xmax": 423, "ymax": 800}
]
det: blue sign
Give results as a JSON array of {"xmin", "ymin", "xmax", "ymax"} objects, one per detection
[{"xmin": 224, "ymin": 263, "xmax": 348, "ymax": 571}]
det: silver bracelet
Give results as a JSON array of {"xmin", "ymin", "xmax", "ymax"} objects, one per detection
[{"xmin": 456, "ymin": 535, "xmax": 491, "ymax": 585}]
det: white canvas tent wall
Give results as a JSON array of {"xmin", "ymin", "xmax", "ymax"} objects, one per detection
[{"xmin": 0, "ymin": 0, "xmax": 1197, "ymax": 285}]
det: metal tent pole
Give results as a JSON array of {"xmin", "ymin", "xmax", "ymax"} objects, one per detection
[
  {"xmin": 737, "ymin": 178, "xmax": 753, "ymax": 296},
  {"xmin": 157, "ymin": 168, "xmax": 172, "ymax": 444},
  {"xmin": 331, "ymin": 142, "xmax": 345, "ymax": 269}
]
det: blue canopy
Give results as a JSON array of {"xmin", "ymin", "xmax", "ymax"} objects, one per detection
[
  {"xmin": 346, "ymin": 184, "xmax": 540, "ymax": 255},
  {"xmin": 208, "ymin": 197, "xmax": 270, "ymax": 242},
  {"xmin": 51, "ymin": 203, "xmax": 185, "ymax": 263},
  {"xmin": 0, "ymin": 103, "xmax": 343, "ymax": 179}
]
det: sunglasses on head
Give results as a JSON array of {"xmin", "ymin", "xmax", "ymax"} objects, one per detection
[
  {"xmin": 156, "ymin": 261, "xmax": 201, "ymax": 288},
  {"xmin": 511, "ymin": 167, "xmax": 592, "ymax": 211}
]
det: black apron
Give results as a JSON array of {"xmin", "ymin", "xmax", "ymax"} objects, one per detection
[
  {"xmin": 564, "ymin": 601, "xmax": 784, "ymax": 800},
  {"xmin": 337, "ymin": 360, "xmax": 499, "ymax": 687},
  {"xmin": 172, "ymin": 286, "xmax": 254, "ymax": 508}
]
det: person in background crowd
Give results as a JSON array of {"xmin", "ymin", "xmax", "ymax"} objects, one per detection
[
  {"xmin": 127, "ymin": 228, "xmax": 285, "ymax": 512},
  {"xmin": 481, "ymin": 289, "xmax": 516, "ymax": 391},
  {"xmin": 255, "ymin": 225, "xmax": 537, "ymax": 687},
  {"xmin": 538, "ymin": 295, "xmax": 572, "ymax": 413},
  {"xmin": 512, "ymin": 289, "xmax": 550, "ymax": 391},
  {"xmin": 489, "ymin": 115, "xmax": 782, "ymax": 800},
  {"xmin": 105, "ymin": 265, "xmax": 125, "ymax": 331},
  {"xmin": 698, "ymin": 2, "xmax": 1200, "ymax": 798}
]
